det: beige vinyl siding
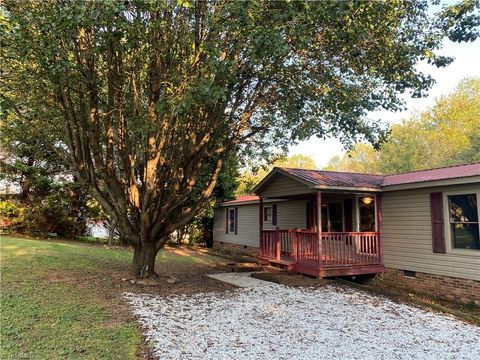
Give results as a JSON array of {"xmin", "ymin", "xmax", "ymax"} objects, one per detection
[
  {"xmin": 264, "ymin": 200, "xmax": 307, "ymax": 230},
  {"xmin": 259, "ymin": 174, "xmax": 310, "ymax": 198},
  {"xmin": 382, "ymin": 182, "xmax": 480, "ymax": 281},
  {"xmin": 214, "ymin": 204, "xmax": 259, "ymax": 248},
  {"xmin": 214, "ymin": 200, "xmax": 308, "ymax": 248}
]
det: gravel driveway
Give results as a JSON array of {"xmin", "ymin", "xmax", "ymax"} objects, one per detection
[{"xmin": 124, "ymin": 273, "xmax": 480, "ymax": 360}]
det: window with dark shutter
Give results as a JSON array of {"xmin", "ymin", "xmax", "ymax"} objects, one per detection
[
  {"xmin": 430, "ymin": 192, "xmax": 446, "ymax": 253},
  {"xmin": 226, "ymin": 208, "xmax": 237, "ymax": 234},
  {"xmin": 263, "ymin": 206, "xmax": 272, "ymax": 223},
  {"xmin": 447, "ymin": 193, "xmax": 479, "ymax": 249},
  {"xmin": 272, "ymin": 204, "xmax": 277, "ymax": 225}
]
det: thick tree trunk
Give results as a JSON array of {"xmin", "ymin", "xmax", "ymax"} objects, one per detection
[{"xmin": 130, "ymin": 241, "xmax": 159, "ymax": 278}]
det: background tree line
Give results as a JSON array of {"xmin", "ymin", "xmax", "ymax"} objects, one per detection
[{"xmin": 325, "ymin": 78, "xmax": 480, "ymax": 174}]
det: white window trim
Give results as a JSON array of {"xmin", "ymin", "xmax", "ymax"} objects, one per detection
[
  {"xmin": 263, "ymin": 205, "xmax": 273, "ymax": 224},
  {"xmin": 442, "ymin": 189, "xmax": 480, "ymax": 256}
]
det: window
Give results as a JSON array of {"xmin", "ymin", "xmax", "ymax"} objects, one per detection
[
  {"xmin": 448, "ymin": 194, "xmax": 479, "ymax": 250},
  {"xmin": 329, "ymin": 202, "xmax": 343, "ymax": 232},
  {"xmin": 228, "ymin": 208, "xmax": 236, "ymax": 234},
  {"xmin": 263, "ymin": 206, "xmax": 272, "ymax": 223},
  {"xmin": 320, "ymin": 202, "xmax": 344, "ymax": 232},
  {"xmin": 359, "ymin": 196, "xmax": 375, "ymax": 232},
  {"xmin": 321, "ymin": 204, "xmax": 329, "ymax": 232}
]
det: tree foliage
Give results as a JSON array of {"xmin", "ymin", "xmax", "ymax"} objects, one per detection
[
  {"xmin": 0, "ymin": 104, "xmax": 92, "ymax": 238},
  {"xmin": 237, "ymin": 154, "xmax": 317, "ymax": 195},
  {"xmin": 1, "ymin": 0, "xmax": 478, "ymax": 277},
  {"xmin": 325, "ymin": 77, "xmax": 480, "ymax": 174},
  {"xmin": 324, "ymin": 143, "xmax": 381, "ymax": 174}
]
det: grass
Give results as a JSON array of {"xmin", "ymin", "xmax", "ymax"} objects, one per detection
[
  {"xmin": 0, "ymin": 236, "xmax": 232, "ymax": 359},
  {"xmin": 0, "ymin": 236, "xmax": 143, "ymax": 359},
  {"xmin": 76, "ymin": 235, "xmax": 109, "ymax": 244}
]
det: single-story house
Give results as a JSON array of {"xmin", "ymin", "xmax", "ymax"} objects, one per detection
[{"xmin": 213, "ymin": 162, "xmax": 480, "ymax": 303}]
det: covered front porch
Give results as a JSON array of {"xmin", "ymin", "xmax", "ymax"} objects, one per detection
[{"xmin": 254, "ymin": 168, "xmax": 384, "ymax": 278}]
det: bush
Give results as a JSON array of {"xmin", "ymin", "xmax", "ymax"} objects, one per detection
[
  {"xmin": 0, "ymin": 187, "xmax": 89, "ymax": 238},
  {"xmin": 0, "ymin": 200, "xmax": 24, "ymax": 230}
]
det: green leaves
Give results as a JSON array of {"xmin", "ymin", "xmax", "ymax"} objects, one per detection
[
  {"xmin": 2, "ymin": 0, "xmax": 479, "ymax": 251},
  {"xmin": 325, "ymin": 77, "xmax": 480, "ymax": 174},
  {"xmin": 435, "ymin": 0, "xmax": 480, "ymax": 42}
]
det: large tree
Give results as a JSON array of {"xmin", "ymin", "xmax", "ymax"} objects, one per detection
[{"xmin": 1, "ymin": 0, "xmax": 478, "ymax": 277}]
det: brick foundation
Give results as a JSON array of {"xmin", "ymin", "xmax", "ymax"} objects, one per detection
[
  {"xmin": 376, "ymin": 268, "xmax": 480, "ymax": 304},
  {"xmin": 213, "ymin": 241, "xmax": 259, "ymax": 257}
]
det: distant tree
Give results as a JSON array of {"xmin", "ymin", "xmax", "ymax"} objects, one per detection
[
  {"xmin": 379, "ymin": 77, "xmax": 480, "ymax": 173},
  {"xmin": 324, "ymin": 143, "xmax": 380, "ymax": 174},
  {"xmin": 0, "ymin": 110, "xmax": 90, "ymax": 238},
  {"xmin": 237, "ymin": 154, "xmax": 317, "ymax": 195},
  {"xmin": 2, "ymin": 1, "xmax": 478, "ymax": 277},
  {"xmin": 325, "ymin": 78, "xmax": 480, "ymax": 174}
]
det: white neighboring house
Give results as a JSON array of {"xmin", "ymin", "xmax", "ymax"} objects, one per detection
[{"xmin": 0, "ymin": 180, "xmax": 21, "ymax": 196}]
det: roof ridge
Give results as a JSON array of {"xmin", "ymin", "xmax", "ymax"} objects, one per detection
[
  {"xmin": 383, "ymin": 161, "xmax": 480, "ymax": 177},
  {"xmin": 276, "ymin": 166, "xmax": 384, "ymax": 177},
  {"xmin": 278, "ymin": 161, "xmax": 480, "ymax": 178}
]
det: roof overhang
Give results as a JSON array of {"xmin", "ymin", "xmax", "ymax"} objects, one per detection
[
  {"xmin": 251, "ymin": 167, "xmax": 315, "ymax": 194},
  {"xmin": 218, "ymin": 198, "xmax": 288, "ymax": 207},
  {"xmin": 251, "ymin": 165, "xmax": 480, "ymax": 197},
  {"xmin": 381, "ymin": 175, "xmax": 480, "ymax": 192},
  {"xmin": 252, "ymin": 167, "xmax": 381, "ymax": 195},
  {"xmin": 312, "ymin": 185, "xmax": 381, "ymax": 192}
]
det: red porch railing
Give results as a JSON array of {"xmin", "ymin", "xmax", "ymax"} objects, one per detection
[
  {"xmin": 260, "ymin": 228, "xmax": 381, "ymax": 268},
  {"xmin": 321, "ymin": 232, "xmax": 381, "ymax": 266}
]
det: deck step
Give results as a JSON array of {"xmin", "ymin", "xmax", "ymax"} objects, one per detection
[
  {"xmin": 267, "ymin": 259, "xmax": 296, "ymax": 271},
  {"xmin": 262, "ymin": 265, "xmax": 289, "ymax": 273},
  {"xmin": 269, "ymin": 258, "xmax": 295, "ymax": 266}
]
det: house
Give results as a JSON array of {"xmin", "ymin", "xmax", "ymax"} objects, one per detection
[{"xmin": 213, "ymin": 163, "xmax": 480, "ymax": 303}]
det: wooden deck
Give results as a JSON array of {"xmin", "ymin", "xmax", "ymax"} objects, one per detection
[{"xmin": 259, "ymin": 229, "xmax": 384, "ymax": 278}]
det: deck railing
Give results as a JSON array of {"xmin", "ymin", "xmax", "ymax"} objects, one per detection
[
  {"xmin": 321, "ymin": 232, "xmax": 381, "ymax": 266},
  {"xmin": 260, "ymin": 228, "xmax": 381, "ymax": 268}
]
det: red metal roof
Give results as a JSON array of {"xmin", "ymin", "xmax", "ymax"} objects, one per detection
[
  {"xmin": 223, "ymin": 162, "xmax": 480, "ymax": 204},
  {"xmin": 280, "ymin": 167, "xmax": 384, "ymax": 188},
  {"xmin": 382, "ymin": 162, "xmax": 480, "ymax": 186},
  {"xmin": 220, "ymin": 195, "xmax": 259, "ymax": 205}
]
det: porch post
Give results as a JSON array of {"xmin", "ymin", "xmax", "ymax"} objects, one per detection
[
  {"xmin": 375, "ymin": 194, "xmax": 383, "ymax": 263},
  {"xmin": 275, "ymin": 226, "xmax": 280, "ymax": 260},
  {"xmin": 259, "ymin": 197, "xmax": 263, "ymax": 256},
  {"xmin": 316, "ymin": 192, "xmax": 323, "ymax": 268}
]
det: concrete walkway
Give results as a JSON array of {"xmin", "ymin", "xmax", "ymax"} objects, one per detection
[{"xmin": 206, "ymin": 272, "xmax": 274, "ymax": 288}]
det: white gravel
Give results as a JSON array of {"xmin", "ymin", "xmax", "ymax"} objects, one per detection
[{"xmin": 124, "ymin": 273, "xmax": 480, "ymax": 360}]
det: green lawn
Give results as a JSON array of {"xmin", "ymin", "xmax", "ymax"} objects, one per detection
[
  {"xmin": 0, "ymin": 236, "xmax": 142, "ymax": 360},
  {"xmin": 0, "ymin": 236, "xmax": 231, "ymax": 359}
]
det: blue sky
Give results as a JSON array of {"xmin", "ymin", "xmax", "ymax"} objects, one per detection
[{"xmin": 289, "ymin": 39, "xmax": 480, "ymax": 168}]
